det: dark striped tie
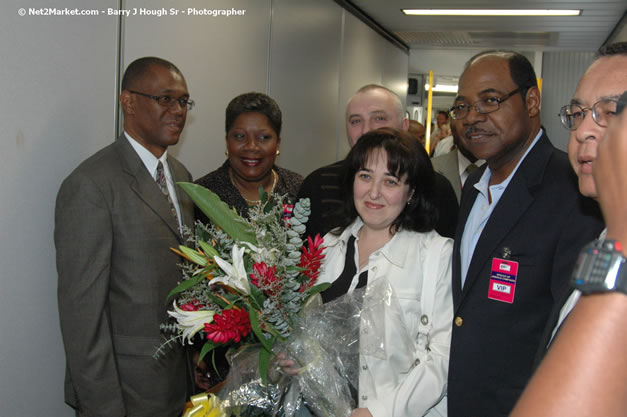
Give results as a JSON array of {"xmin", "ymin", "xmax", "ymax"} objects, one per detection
[{"xmin": 155, "ymin": 161, "xmax": 180, "ymax": 232}]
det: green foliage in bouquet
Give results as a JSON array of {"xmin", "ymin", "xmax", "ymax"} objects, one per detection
[
  {"xmin": 179, "ymin": 182, "xmax": 258, "ymax": 245},
  {"xmin": 164, "ymin": 183, "xmax": 329, "ymax": 382}
]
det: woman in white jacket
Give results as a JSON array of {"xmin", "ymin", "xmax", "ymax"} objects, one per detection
[{"xmin": 285, "ymin": 128, "xmax": 453, "ymax": 417}]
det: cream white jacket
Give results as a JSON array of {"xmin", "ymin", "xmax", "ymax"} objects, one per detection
[{"xmin": 319, "ymin": 219, "xmax": 453, "ymax": 417}]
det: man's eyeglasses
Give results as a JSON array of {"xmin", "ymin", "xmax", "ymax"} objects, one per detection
[
  {"xmin": 129, "ymin": 90, "xmax": 195, "ymax": 110},
  {"xmin": 449, "ymin": 87, "xmax": 529, "ymax": 120},
  {"xmin": 558, "ymin": 99, "xmax": 618, "ymax": 130}
]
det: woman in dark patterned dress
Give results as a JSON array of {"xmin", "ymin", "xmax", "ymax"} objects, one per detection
[
  {"xmin": 195, "ymin": 92, "xmax": 303, "ymax": 222},
  {"xmin": 193, "ymin": 92, "xmax": 303, "ymax": 391}
]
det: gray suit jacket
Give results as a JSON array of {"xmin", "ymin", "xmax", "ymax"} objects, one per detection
[
  {"xmin": 55, "ymin": 135, "xmax": 194, "ymax": 417},
  {"xmin": 432, "ymin": 150, "xmax": 462, "ymax": 202}
]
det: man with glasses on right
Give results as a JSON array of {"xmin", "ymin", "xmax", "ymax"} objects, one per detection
[
  {"xmin": 511, "ymin": 42, "xmax": 627, "ymax": 417},
  {"xmin": 446, "ymin": 50, "xmax": 603, "ymax": 417},
  {"xmin": 534, "ymin": 42, "xmax": 627, "ymax": 356}
]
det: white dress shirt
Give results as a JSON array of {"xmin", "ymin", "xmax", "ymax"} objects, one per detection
[
  {"xmin": 124, "ymin": 132, "xmax": 183, "ymax": 230},
  {"xmin": 433, "ymin": 136, "xmax": 453, "ymax": 157}
]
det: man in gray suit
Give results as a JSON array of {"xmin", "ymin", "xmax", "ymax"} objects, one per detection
[
  {"xmin": 431, "ymin": 125, "xmax": 483, "ymax": 202},
  {"xmin": 55, "ymin": 57, "xmax": 195, "ymax": 417}
]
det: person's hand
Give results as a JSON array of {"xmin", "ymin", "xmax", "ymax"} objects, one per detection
[
  {"xmin": 192, "ymin": 352, "xmax": 212, "ymax": 391},
  {"xmin": 276, "ymin": 352, "xmax": 300, "ymax": 376},
  {"xmin": 593, "ymin": 97, "xmax": 627, "ymax": 246},
  {"xmin": 350, "ymin": 408, "xmax": 373, "ymax": 417},
  {"xmin": 194, "ymin": 367, "xmax": 211, "ymax": 391},
  {"xmin": 267, "ymin": 352, "xmax": 300, "ymax": 382}
]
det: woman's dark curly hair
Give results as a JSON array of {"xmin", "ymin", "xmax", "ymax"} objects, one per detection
[
  {"xmin": 225, "ymin": 92, "xmax": 282, "ymax": 135},
  {"xmin": 333, "ymin": 127, "xmax": 438, "ymax": 235}
]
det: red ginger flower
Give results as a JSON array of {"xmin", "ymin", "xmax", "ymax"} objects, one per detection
[
  {"xmin": 298, "ymin": 234, "xmax": 325, "ymax": 292},
  {"xmin": 180, "ymin": 301, "xmax": 204, "ymax": 311},
  {"xmin": 204, "ymin": 308, "xmax": 251, "ymax": 344},
  {"xmin": 250, "ymin": 262, "xmax": 281, "ymax": 296}
]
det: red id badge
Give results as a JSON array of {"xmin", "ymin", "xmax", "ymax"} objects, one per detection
[{"xmin": 488, "ymin": 258, "xmax": 519, "ymax": 303}]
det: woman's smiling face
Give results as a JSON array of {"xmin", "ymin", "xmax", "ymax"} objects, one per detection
[
  {"xmin": 226, "ymin": 112, "xmax": 280, "ymax": 183},
  {"xmin": 353, "ymin": 148, "xmax": 412, "ymax": 233}
]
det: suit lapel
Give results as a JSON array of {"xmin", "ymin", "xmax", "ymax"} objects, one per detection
[
  {"xmin": 114, "ymin": 136, "xmax": 182, "ymax": 240},
  {"xmin": 456, "ymin": 133, "xmax": 553, "ymax": 307}
]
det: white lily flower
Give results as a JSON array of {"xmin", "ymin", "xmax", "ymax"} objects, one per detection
[
  {"xmin": 211, "ymin": 245, "xmax": 251, "ymax": 295},
  {"xmin": 241, "ymin": 241, "xmax": 280, "ymax": 264},
  {"xmin": 241, "ymin": 241, "xmax": 261, "ymax": 254},
  {"xmin": 167, "ymin": 301, "xmax": 215, "ymax": 344}
]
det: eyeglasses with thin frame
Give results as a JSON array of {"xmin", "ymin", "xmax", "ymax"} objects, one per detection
[
  {"xmin": 558, "ymin": 99, "xmax": 618, "ymax": 131},
  {"xmin": 128, "ymin": 90, "xmax": 195, "ymax": 110},
  {"xmin": 449, "ymin": 87, "xmax": 529, "ymax": 120}
]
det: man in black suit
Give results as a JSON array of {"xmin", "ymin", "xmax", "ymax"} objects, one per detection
[{"xmin": 446, "ymin": 51, "xmax": 603, "ymax": 417}]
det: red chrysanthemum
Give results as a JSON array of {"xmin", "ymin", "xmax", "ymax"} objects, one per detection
[
  {"xmin": 204, "ymin": 308, "xmax": 251, "ymax": 344},
  {"xmin": 298, "ymin": 234, "xmax": 325, "ymax": 292},
  {"xmin": 250, "ymin": 262, "xmax": 281, "ymax": 296}
]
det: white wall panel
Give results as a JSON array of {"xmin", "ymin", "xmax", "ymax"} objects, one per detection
[
  {"xmin": 381, "ymin": 43, "xmax": 409, "ymax": 113},
  {"xmin": 0, "ymin": 1, "xmax": 118, "ymax": 415},
  {"xmin": 338, "ymin": 12, "xmax": 392, "ymax": 159},
  {"xmin": 268, "ymin": 0, "xmax": 342, "ymax": 176},
  {"xmin": 123, "ymin": 0, "xmax": 272, "ymax": 179}
]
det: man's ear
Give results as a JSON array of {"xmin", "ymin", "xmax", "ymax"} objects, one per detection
[
  {"xmin": 120, "ymin": 90, "xmax": 135, "ymax": 115},
  {"xmin": 525, "ymin": 86, "xmax": 541, "ymax": 118},
  {"xmin": 401, "ymin": 117, "xmax": 410, "ymax": 131}
]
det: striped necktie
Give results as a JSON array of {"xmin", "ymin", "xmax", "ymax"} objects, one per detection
[{"xmin": 155, "ymin": 161, "xmax": 180, "ymax": 232}]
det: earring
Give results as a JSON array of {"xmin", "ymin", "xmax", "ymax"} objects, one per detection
[
  {"xmin": 225, "ymin": 149, "xmax": 229, "ymax": 157},
  {"xmin": 406, "ymin": 198, "xmax": 412, "ymax": 206},
  {"xmin": 276, "ymin": 149, "xmax": 280, "ymax": 156}
]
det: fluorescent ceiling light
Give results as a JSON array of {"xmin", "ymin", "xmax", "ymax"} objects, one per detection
[
  {"xmin": 403, "ymin": 9, "xmax": 581, "ymax": 17},
  {"xmin": 425, "ymin": 84, "xmax": 458, "ymax": 93}
]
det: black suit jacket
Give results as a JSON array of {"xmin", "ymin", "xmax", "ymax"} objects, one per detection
[{"xmin": 447, "ymin": 133, "xmax": 603, "ymax": 417}]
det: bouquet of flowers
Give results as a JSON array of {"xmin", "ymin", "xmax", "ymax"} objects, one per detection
[{"xmin": 162, "ymin": 183, "xmax": 352, "ymax": 416}]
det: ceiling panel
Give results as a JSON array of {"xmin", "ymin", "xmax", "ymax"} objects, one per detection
[{"xmin": 350, "ymin": 0, "xmax": 626, "ymax": 51}]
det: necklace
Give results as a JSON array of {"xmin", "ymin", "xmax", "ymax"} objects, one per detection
[{"xmin": 229, "ymin": 168, "xmax": 278, "ymax": 206}]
